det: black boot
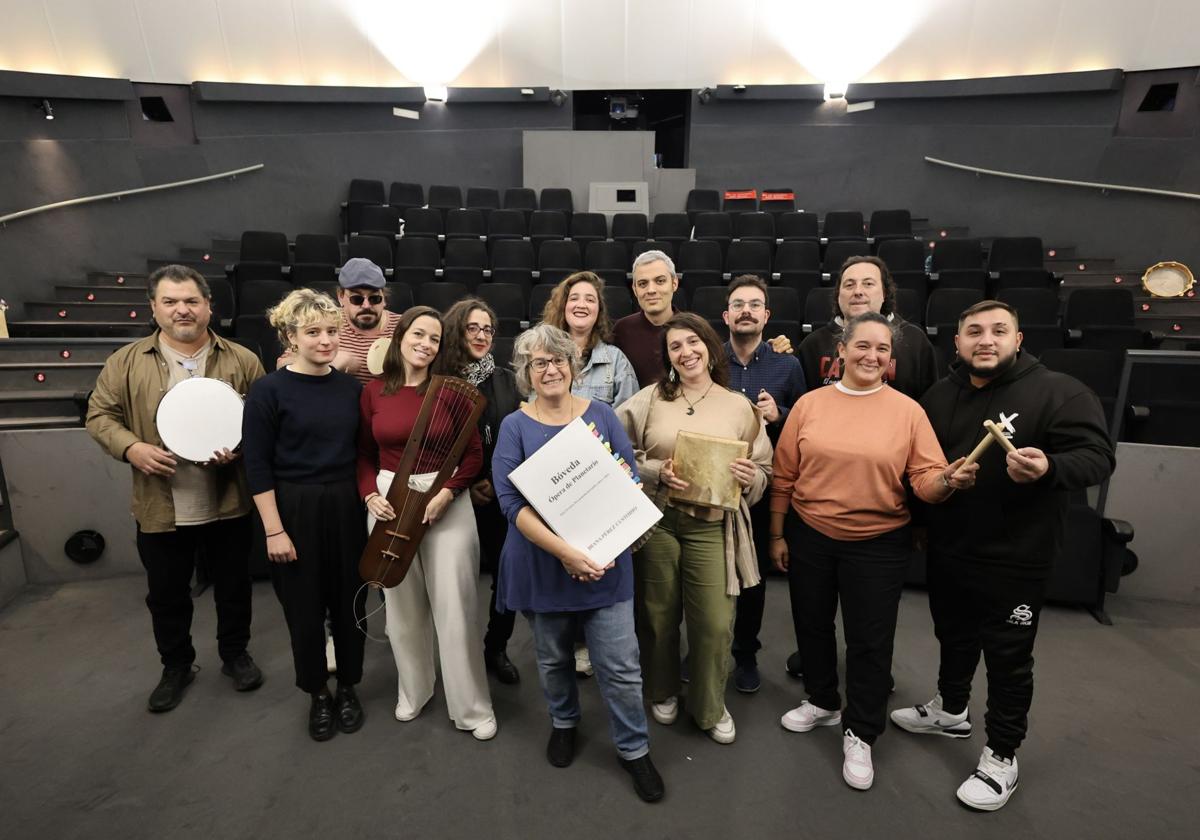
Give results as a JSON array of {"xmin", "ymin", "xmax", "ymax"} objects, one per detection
[
  {"xmin": 309, "ymin": 689, "xmax": 336, "ymax": 742},
  {"xmin": 485, "ymin": 650, "xmax": 520, "ymax": 685}
]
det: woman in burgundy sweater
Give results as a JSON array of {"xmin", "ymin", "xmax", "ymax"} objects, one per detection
[{"xmin": 357, "ymin": 305, "xmax": 497, "ymax": 740}]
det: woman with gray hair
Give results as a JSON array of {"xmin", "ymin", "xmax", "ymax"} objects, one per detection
[{"xmin": 490, "ymin": 323, "xmax": 666, "ymax": 803}]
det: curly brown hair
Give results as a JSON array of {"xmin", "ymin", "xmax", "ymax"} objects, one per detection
[
  {"xmin": 440, "ymin": 297, "xmax": 499, "ymax": 376},
  {"xmin": 539, "ymin": 271, "xmax": 613, "ymax": 359},
  {"xmin": 655, "ymin": 312, "xmax": 730, "ymax": 401}
]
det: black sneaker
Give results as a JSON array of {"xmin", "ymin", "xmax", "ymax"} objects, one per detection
[
  {"xmin": 785, "ymin": 651, "xmax": 804, "ymax": 680},
  {"xmin": 546, "ymin": 727, "xmax": 576, "ymax": 768},
  {"xmin": 733, "ymin": 661, "xmax": 761, "ymax": 693},
  {"xmin": 334, "ymin": 684, "xmax": 365, "ymax": 734},
  {"xmin": 147, "ymin": 666, "xmax": 195, "ymax": 713},
  {"xmin": 620, "ymin": 754, "xmax": 665, "ymax": 803},
  {"xmin": 309, "ymin": 691, "xmax": 336, "ymax": 742},
  {"xmin": 485, "ymin": 650, "xmax": 520, "ymax": 685},
  {"xmin": 221, "ymin": 653, "xmax": 264, "ymax": 692}
]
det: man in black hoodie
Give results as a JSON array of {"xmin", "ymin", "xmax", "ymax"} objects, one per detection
[{"xmin": 891, "ymin": 300, "xmax": 1114, "ymax": 812}]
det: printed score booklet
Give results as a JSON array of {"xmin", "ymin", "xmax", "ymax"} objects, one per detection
[{"xmin": 508, "ymin": 417, "xmax": 662, "ymax": 570}]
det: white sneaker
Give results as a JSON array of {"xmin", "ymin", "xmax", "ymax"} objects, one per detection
[
  {"xmin": 842, "ymin": 730, "xmax": 874, "ymax": 790},
  {"xmin": 651, "ymin": 696, "xmax": 678, "ymax": 725},
  {"xmin": 471, "ymin": 716, "xmax": 499, "ymax": 741},
  {"xmin": 890, "ymin": 693, "xmax": 972, "ymax": 738},
  {"xmin": 574, "ymin": 645, "xmax": 594, "ymax": 678},
  {"xmin": 781, "ymin": 701, "xmax": 842, "ymax": 733},
  {"xmin": 325, "ymin": 635, "xmax": 337, "ymax": 674},
  {"xmin": 957, "ymin": 747, "xmax": 1019, "ymax": 811},
  {"xmin": 394, "ymin": 702, "xmax": 421, "ymax": 722},
  {"xmin": 707, "ymin": 708, "xmax": 736, "ymax": 744}
]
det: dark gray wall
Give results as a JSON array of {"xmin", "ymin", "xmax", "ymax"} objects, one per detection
[
  {"xmin": 0, "ymin": 89, "xmax": 570, "ymax": 316},
  {"xmin": 689, "ymin": 68, "xmax": 1200, "ymax": 272}
]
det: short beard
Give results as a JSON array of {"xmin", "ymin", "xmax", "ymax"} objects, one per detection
[
  {"xmin": 961, "ymin": 349, "xmax": 1018, "ymax": 381},
  {"xmin": 352, "ymin": 311, "xmax": 379, "ymax": 330}
]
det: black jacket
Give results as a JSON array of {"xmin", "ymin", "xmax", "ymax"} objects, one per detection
[
  {"xmin": 476, "ymin": 367, "xmax": 520, "ymax": 481},
  {"xmin": 919, "ymin": 351, "xmax": 1115, "ymax": 577},
  {"xmin": 798, "ymin": 319, "xmax": 938, "ymax": 400}
]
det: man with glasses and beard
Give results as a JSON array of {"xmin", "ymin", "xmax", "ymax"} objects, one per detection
[
  {"xmin": 891, "ymin": 300, "xmax": 1114, "ymax": 812},
  {"xmin": 721, "ymin": 275, "xmax": 806, "ymax": 694},
  {"xmin": 279, "ymin": 258, "xmax": 399, "ymax": 385}
]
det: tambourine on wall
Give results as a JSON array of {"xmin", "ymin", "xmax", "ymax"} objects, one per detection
[{"xmin": 1141, "ymin": 261, "xmax": 1194, "ymax": 298}]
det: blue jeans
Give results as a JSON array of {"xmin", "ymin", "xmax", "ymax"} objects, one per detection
[{"xmin": 526, "ymin": 599, "xmax": 650, "ymax": 760}]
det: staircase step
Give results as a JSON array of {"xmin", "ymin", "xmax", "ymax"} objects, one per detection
[
  {"xmin": 919, "ymin": 225, "xmax": 972, "ymax": 242},
  {"xmin": 55, "ymin": 285, "xmax": 147, "ymax": 303},
  {"xmin": 212, "ymin": 239, "xmax": 241, "ymax": 252},
  {"xmin": 1137, "ymin": 313, "xmax": 1200, "ymax": 335},
  {"xmin": 0, "ymin": 390, "xmax": 85, "ymax": 420},
  {"xmin": 0, "ymin": 362, "xmax": 104, "ymax": 390},
  {"xmin": 146, "ymin": 257, "xmax": 226, "ymax": 277},
  {"xmin": 1046, "ymin": 256, "xmax": 1116, "ymax": 273},
  {"xmin": 1043, "ymin": 245, "xmax": 1077, "ymax": 259},
  {"xmin": 25, "ymin": 301, "xmax": 153, "ymax": 323},
  {"xmin": 0, "ymin": 337, "xmax": 131, "ymax": 363},
  {"xmin": 0, "ymin": 415, "xmax": 81, "ymax": 431},
  {"xmin": 87, "ymin": 271, "xmax": 148, "ymax": 286},
  {"xmin": 7, "ymin": 321, "xmax": 153, "ymax": 338},
  {"xmin": 1132, "ymin": 298, "xmax": 1200, "ymax": 316},
  {"xmin": 179, "ymin": 247, "xmax": 238, "ymax": 263}
]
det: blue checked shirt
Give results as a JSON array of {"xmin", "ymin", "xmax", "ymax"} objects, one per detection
[{"xmin": 724, "ymin": 339, "xmax": 808, "ymax": 439}]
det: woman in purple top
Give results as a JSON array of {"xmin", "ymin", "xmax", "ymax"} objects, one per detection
[{"xmin": 491, "ymin": 323, "xmax": 664, "ymax": 804}]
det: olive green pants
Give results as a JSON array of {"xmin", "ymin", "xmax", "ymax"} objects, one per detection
[{"xmin": 635, "ymin": 506, "xmax": 734, "ymax": 730}]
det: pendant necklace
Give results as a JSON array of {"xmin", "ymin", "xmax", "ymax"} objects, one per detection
[
  {"xmin": 681, "ymin": 381, "xmax": 715, "ymax": 416},
  {"xmin": 534, "ymin": 396, "xmax": 577, "ymax": 440}
]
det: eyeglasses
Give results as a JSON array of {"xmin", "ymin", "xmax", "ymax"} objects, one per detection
[
  {"xmin": 728, "ymin": 300, "xmax": 765, "ymax": 312},
  {"xmin": 529, "ymin": 356, "xmax": 569, "ymax": 372},
  {"xmin": 348, "ymin": 294, "xmax": 383, "ymax": 306},
  {"xmin": 465, "ymin": 324, "xmax": 496, "ymax": 338}
]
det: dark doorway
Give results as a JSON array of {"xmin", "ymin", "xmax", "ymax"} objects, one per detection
[{"xmin": 572, "ymin": 90, "xmax": 691, "ymax": 168}]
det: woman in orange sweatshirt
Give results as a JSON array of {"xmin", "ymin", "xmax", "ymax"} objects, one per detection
[{"xmin": 768, "ymin": 311, "xmax": 976, "ymax": 792}]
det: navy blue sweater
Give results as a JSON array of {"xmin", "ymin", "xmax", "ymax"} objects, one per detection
[{"xmin": 242, "ymin": 367, "xmax": 363, "ymax": 494}]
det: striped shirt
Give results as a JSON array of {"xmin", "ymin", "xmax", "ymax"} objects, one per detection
[{"xmin": 339, "ymin": 310, "xmax": 401, "ymax": 385}]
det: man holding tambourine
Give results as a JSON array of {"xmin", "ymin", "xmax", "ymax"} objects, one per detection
[{"xmin": 87, "ymin": 264, "xmax": 266, "ymax": 714}]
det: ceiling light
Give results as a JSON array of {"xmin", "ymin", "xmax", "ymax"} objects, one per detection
[
  {"xmin": 823, "ymin": 82, "xmax": 847, "ymax": 101},
  {"xmin": 40, "ymin": 99, "xmax": 54, "ymax": 120},
  {"xmin": 423, "ymin": 85, "xmax": 448, "ymax": 103}
]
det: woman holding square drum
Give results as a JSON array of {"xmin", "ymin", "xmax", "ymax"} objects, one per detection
[{"xmin": 616, "ymin": 312, "xmax": 773, "ymax": 746}]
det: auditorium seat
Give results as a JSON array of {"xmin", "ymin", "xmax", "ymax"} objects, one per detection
[
  {"xmin": 876, "ymin": 238, "xmax": 926, "ymax": 273},
  {"xmin": 1016, "ymin": 325, "xmax": 1065, "ymax": 357},
  {"xmin": 358, "ymin": 205, "xmax": 402, "ymax": 239},
  {"xmin": 777, "ymin": 211, "xmax": 819, "ymax": 243},
  {"xmin": 823, "ymin": 211, "xmax": 866, "ymax": 242},
  {"xmin": 935, "ymin": 269, "xmax": 988, "ymax": 293},
  {"xmin": 289, "ymin": 262, "xmax": 336, "ymax": 288},
  {"xmin": 537, "ymin": 239, "xmax": 582, "ymax": 285},
  {"xmin": 734, "ymin": 213, "xmax": 776, "ymax": 249},
  {"xmin": 492, "ymin": 336, "xmax": 516, "ymax": 366},
  {"xmin": 725, "ymin": 241, "xmax": 771, "ymax": 279},
  {"xmin": 486, "ymin": 209, "xmax": 528, "ymax": 246},
  {"xmin": 208, "ymin": 277, "xmax": 236, "ymax": 321},
  {"xmin": 476, "ymin": 284, "xmax": 525, "ymax": 337},
  {"xmin": 685, "ymin": 189, "xmax": 720, "ymax": 225},
  {"xmin": 759, "ymin": 188, "xmax": 796, "ymax": 216},
  {"xmin": 530, "ymin": 211, "xmax": 569, "ymax": 257},
  {"xmin": 240, "ymin": 231, "xmax": 289, "ymax": 264},
  {"xmin": 442, "ymin": 239, "xmax": 488, "ymax": 289},
  {"xmin": 294, "ymin": 234, "xmax": 341, "ymax": 266},
  {"xmin": 611, "ymin": 213, "xmax": 649, "ymax": 257},
  {"xmin": 997, "ymin": 288, "xmax": 1059, "ymax": 325},
  {"xmin": 804, "ymin": 287, "xmax": 834, "ymax": 329},
  {"xmin": 385, "ymin": 284, "xmax": 414, "ymax": 314},
  {"xmin": 650, "ymin": 213, "xmax": 691, "ymax": 247},
  {"xmin": 389, "ymin": 181, "xmax": 424, "ymax": 211},
  {"xmin": 234, "ymin": 315, "xmax": 281, "ymax": 366},
  {"xmin": 603, "ymin": 285, "xmax": 634, "ymax": 319},
  {"xmin": 868, "ymin": 209, "xmax": 912, "ymax": 245},
  {"xmin": 502, "ymin": 188, "xmax": 537, "ymax": 223},
  {"xmin": 238, "ymin": 279, "xmax": 293, "ymax": 316},
  {"xmin": 539, "ymin": 189, "xmax": 574, "ymax": 225},
  {"xmin": 926, "ymin": 288, "xmax": 984, "ymax": 333},
  {"xmin": 1074, "ymin": 326, "xmax": 1151, "ymax": 352},
  {"xmin": 987, "ymin": 237, "xmax": 1044, "ymax": 273},
  {"xmin": 722, "ymin": 189, "xmax": 758, "ymax": 214},
  {"xmin": 232, "ymin": 260, "xmax": 285, "ymax": 287},
  {"xmin": 345, "ymin": 179, "xmax": 385, "ymax": 236},
  {"xmin": 570, "ymin": 213, "xmax": 608, "ymax": 251},
  {"xmin": 394, "ymin": 237, "xmax": 441, "ymax": 287},
  {"xmin": 992, "ymin": 268, "xmax": 1055, "ymax": 294},
  {"xmin": 445, "ymin": 209, "xmax": 486, "ymax": 241},
  {"xmin": 691, "ymin": 287, "xmax": 727, "ymax": 320},
  {"xmin": 308, "ymin": 280, "xmax": 340, "ymax": 301},
  {"xmin": 768, "ymin": 286, "xmax": 802, "ymax": 324},
  {"xmin": 584, "ymin": 240, "xmax": 629, "ymax": 285},
  {"xmin": 677, "ymin": 240, "xmax": 723, "ymax": 290},
  {"xmin": 931, "ymin": 238, "xmax": 983, "ymax": 272},
  {"xmin": 401, "ymin": 208, "xmax": 444, "ymax": 241},
  {"xmin": 415, "ymin": 282, "xmax": 468, "ymax": 312},
  {"xmin": 428, "ymin": 185, "xmax": 463, "ymax": 217},
  {"xmin": 822, "ymin": 241, "xmax": 870, "ymax": 276},
  {"xmin": 1063, "ymin": 288, "xmax": 1134, "ymax": 329},
  {"xmin": 347, "ymin": 235, "xmax": 394, "ymax": 273},
  {"xmin": 465, "ymin": 187, "xmax": 500, "ymax": 218},
  {"xmin": 1040, "ymin": 348, "xmax": 1122, "ymax": 423},
  {"xmin": 774, "ymin": 241, "xmax": 822, "ymax": 300},
  {"xmin": 895, "ymin": 288, "xmax": 924, "ymax": 324},
  {"xmin": 528, "ymin": 283, "xmax": 556, "ymax": 321},
  {"xmin": 491, "ymin": 240, "xmax": 536, "ymax": 295},
  {"xmin": 892, "ymin": 271, "xmax": 930, "ymax": 307},
  {"xmin": 694, "ymin": 213, "xmax": 733, "ymax": 258},
  {"xmin": 631, "ymin": 240, "xmax": 675, "ymax": 264}
]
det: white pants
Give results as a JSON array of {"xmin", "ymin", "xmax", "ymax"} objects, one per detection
[{"xmin": 370, "ymin": 470, "xmax": 494, "ymax": 730}]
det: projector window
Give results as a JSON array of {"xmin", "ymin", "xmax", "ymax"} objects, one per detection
[
  {"xmin": 1137, "ymin": 83, "xmax": 1177, "ymax": 113},
  {"xmin": 616, "ymin": 189, "xmax": 636, "ymax": 203},
  {"xmin": 140, "ymin": 96, "xmax": 174, "ymax": 122}
]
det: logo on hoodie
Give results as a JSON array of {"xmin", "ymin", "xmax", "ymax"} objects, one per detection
[
  {"xmin": 819, "ymin": 355, "xmax": 897, "ymax": 385},
  {"xmin": 1007, "ymin": 604, "xmax": 1034, "ymax": 626},
  {"xmin": 996, "ymin": 411, "xmax": 1020, "ymax": 439}
]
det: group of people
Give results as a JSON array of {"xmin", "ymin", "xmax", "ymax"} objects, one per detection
[{"xmin": 86, "ymin": 244, "xmax": 1114, "ymax": 811}]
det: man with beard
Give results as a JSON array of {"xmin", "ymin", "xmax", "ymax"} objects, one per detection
[
  {"xmin": 891, "ymin": 300, "xmax": 1114, "ymax": 811},
  {"xmin": 613, "ymin": 250, "xmax": 679, "ymax": 386},
  {"xmin": 277, "ymin": 258, "xmax": 399, "ymax": 384},
  {"xmin": 722, "ymin": 275, "xmax": 807, "ymax": 693},
  {"xmin": 87, "ymin": 265, "xmax": 266, "ymax": 712}
]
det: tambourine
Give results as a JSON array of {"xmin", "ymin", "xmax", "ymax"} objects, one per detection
[
  {"xmin": 156, "ymin": 377, "xmax": 245, "ymax": 464},
  {"xmin": 1141, "ymin": 261, "xmax": 1194, "ymax": 298},
  {"xmin": 366, "ymin": 337, "xmax": 391, "ymax": 375}
]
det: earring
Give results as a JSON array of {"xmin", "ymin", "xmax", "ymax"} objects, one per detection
[{"xmin": 668, "ymin": 368, "xmax": 677, "ymax": 383}]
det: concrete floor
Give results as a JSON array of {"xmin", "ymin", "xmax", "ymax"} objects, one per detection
[{"xmin": 1, "ymin": 577, "xmax": 1196, "ymax": 840}]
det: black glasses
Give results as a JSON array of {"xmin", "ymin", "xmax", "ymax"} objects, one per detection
[
  {"xmin": 348, "ymin": 294, "xmax": 383, "ymax": 306},
  {"xmin": 465, "ymin": 324, "xmax": 496, "ymax": 338}
]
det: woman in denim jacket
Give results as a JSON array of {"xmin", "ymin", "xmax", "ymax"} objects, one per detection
[{"xmin": 539, "ymin": 271, "xmax": 639, "ymax": 409}]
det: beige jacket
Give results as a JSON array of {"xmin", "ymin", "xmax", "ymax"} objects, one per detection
[
  {"xmin": 616, "ymin": 384, "xmax": 773, "ymax": 595},
  {"xmin": 85, "ymin": 330, "xmax": 265, "ymax": 532}
]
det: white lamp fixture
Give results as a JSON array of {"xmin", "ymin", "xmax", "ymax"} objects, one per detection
[
  {"xmin": 423, "ymin": 85, "xmax": 448, "ymax": 103},
  {"xmin": 823, "ymin": 82, "xmax": 847, "ymax": 102}
]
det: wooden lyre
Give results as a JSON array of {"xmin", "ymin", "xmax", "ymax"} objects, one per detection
[{"xmin": 359, "ymin": 375, "xmax": 487, "ymax": 589}]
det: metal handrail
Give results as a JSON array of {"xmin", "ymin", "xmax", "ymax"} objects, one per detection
[
  {"xmin": 924, "ymin": 156, "xmax": 1200, "ymax": 202},
  {"xmin": 0, "ymin": 163, "xmax": 265, "ymax": 226}
]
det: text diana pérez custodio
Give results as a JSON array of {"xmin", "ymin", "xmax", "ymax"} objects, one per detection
[{"xmin": 547, "ymin": 458, "xmax": 600, "ymax": 504}]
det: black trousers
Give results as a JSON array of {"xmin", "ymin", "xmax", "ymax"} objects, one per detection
[
  {"xmin": 136, "ymin": 515, "xmax": 253, "ymax": 670},
  {"xmin": 787, "ymin": 513, "xmax": 910, "ymax": 744},
  {"xmin": 271, "ymin": 479, "xmax": 367, "ymax": 694},
  {"xmin": 928, "ymin": 551, "xmax": 1047, "ymax": 757},
  {"xmin": 477, "ymin": 498, "xmax": 516, "ymax": 655},
  {"xmin": 732, "ymin": 495, "xmax": 772, "ymax": 665}
]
